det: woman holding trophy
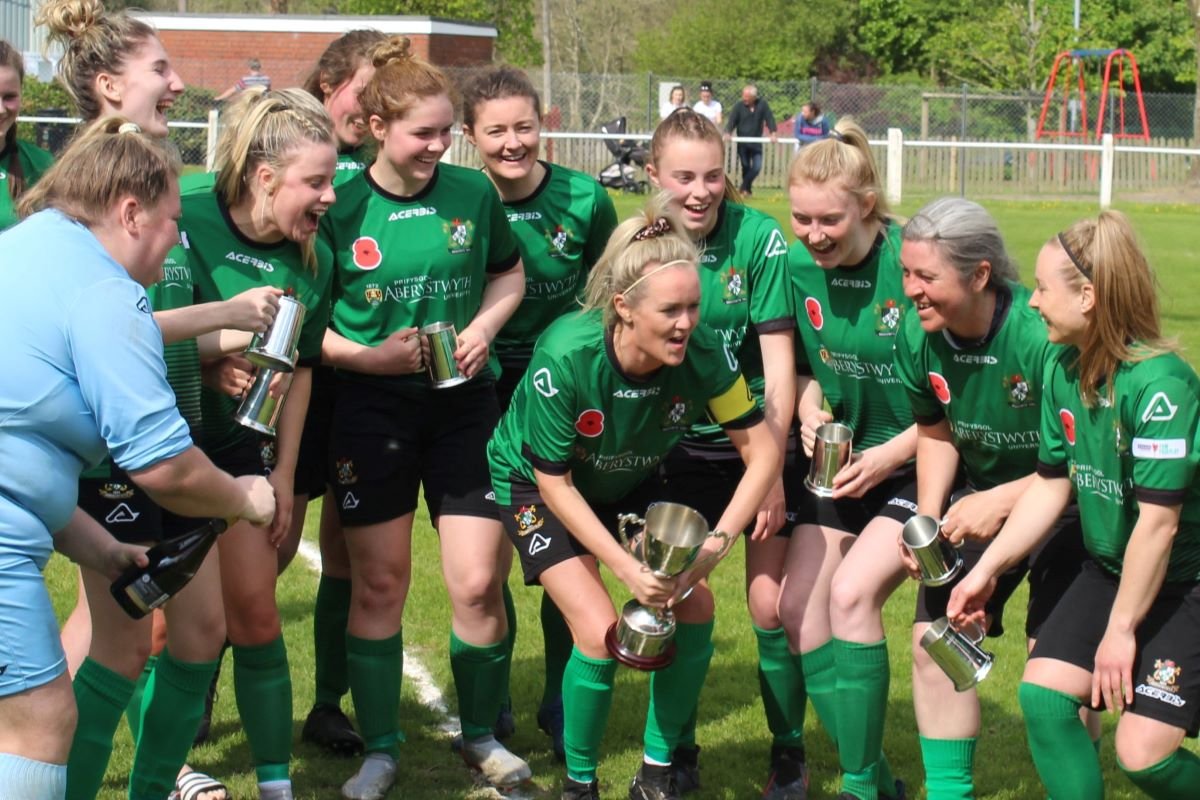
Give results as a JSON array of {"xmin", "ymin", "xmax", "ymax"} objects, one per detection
[
  {"xmin": 893, "ymin": 197, "xmax": 1089, "ymax": 799},
  {"xmin": 949, "ymin": 212, "xmax": 1200, "ymax": 799},
  {"xmin": 780, "ymin": 118, "xmax": 913, "ymax": 800},
  {"xmin": 182, "ymin": 87, "xmax": 336, "ymax": 800},
  {"xmin": 486, "ymin": 198, "xmax": 781, "ymax": 800}
]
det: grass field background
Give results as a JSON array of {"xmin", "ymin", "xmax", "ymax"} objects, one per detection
[{"xmin": 47, "ymin": 194, "xmax": 1200, "ymax": 798}]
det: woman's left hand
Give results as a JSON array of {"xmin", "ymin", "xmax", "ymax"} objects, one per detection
[
  {"xmin": 265, "ymin": 470, "xmax": 294, "ymax": 547},
  {"xmin": 749, "ymin": 477, "xmax": 788, "ymax": 542},
  {"xmin": 1092, "ymin": 625, "xmax": 1137, "ymax": 712},
  {"xmin": 831, "ymin": 446, "xmax": 892, "ymax": 499},
  {"xmin": 454, "ymin": 327, "xmax": 491, "ymax": 378}
]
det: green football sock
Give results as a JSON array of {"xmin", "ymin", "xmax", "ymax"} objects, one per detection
[
  {"xmin": 799, "ymin": 640, "xmax": 838, "ymax": 743},
  {"xmin": 1018, "ymin": 682, "xmax": 1102, "ymax": 800},
  {"xmin": 540, "ymin": 591, "xmax": 573, "ymax": 708},
  {"xmin": 755, "ymin": 625, "xmax": 806, "ymax": 749},
  {"xmin": 1122, "ymin": 748, "xmax": 1200, "ymax": 799},
  {"xmin": 878, "ymin": 752, "xmax": 900, "ymax": 797},
  {"xmin": 66, "ymin": 658, "xmax": 136, "ymax": 800},
  {"xmin": 347, "ymin": 631, "xmax": 403, "ymax": 759},
  {"xmin": 312, "ymin": 574, "xmax": 351, "ymax": 707},
  {"xmin": 128, "ymin": 650, "xmax": 219, "ymax": 800},
  {"xmin": 562, "ymin": 648, "xmax": 617, "ymax": 784},
  {"xmin": 449, "ymin": 631, "xmax": 508, "ymax": 741},
  {"xmin": 233, "ymin": 637, "xmax": 293, "ymax": 784},
  {"xmin": 834, "ymin": 638, "xmax": 889, "ymax": 799},
  {"xmin": 919, "ymin": 736, "xmax": 976, "ymax": 800},
  {"xmin": 125, "ymin": 654, "xmax": 157, "ymax": 743},
  {"xmin": 644, "ymin": 620, "xmax": 714, "ymax": 763}
]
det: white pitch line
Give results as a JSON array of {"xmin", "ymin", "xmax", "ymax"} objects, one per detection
[{"xmin": 294, "ymin": 539, "xmax": 534, "ymax": 799}]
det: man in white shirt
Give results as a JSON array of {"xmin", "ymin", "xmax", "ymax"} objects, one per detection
[{"xmin": 693, "ymin": 81, "xmax": 723, "ymax": 126}]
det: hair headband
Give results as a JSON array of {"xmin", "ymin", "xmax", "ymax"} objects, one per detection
[{"xmin": 1057, "ymin": 232, "xmax": 1092, "ymax": 280}]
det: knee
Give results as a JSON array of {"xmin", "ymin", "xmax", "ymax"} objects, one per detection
[
  {"xmin": 352, "ymin": 566, "xmax": 411, "ymax": 617},
  {"xmin": 447, "ymin": 570, "xmax": 503, "ymax": 614},
  {"xmin": 224, "ymin": 594, "xmax": 281, "ymax": 645},
  {"xmin": 745, "ymin": 584, "xmax": 781, "ymax": 630},
  {"xmin": 674, "ymin": 584, "xmax": 714, "ymax": 624},
  {"xmin": 829, "ymin": 573, "xmax": 870, "ymax": 625},
  {"xmin": 1115, "ymin": 725, "xmax": 1177, "ymax": 773}
]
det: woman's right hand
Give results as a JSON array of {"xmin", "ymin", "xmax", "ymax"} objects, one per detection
[
  {"xmin": 235, "ymin": 474, "xmax": 276, "ymax": 527},
  {"xmin": 202, "ymin": 354, "xmax": 255, "ymax": 397},
  {"xmin": 225, "ymin": 286, "xmax": 283, "ymax": 334},
  {"xmin": 799, "ymin": 408, "xmax": 834, "ymax": 457},
  {"xmin": 367, "ymin": 327, "xmax": 423, "ymax": 375},
  {"xmin": 617, "ymin": 558, "xmax": 678, "ymax": 608}
]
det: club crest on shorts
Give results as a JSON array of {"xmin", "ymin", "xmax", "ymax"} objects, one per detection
[
  {"xmin": 99, "ymin": 482, "xmax": 134, "ymax": 500},
  {"xmin": 1003, "ymin": 373, "xmax": 1034, "ymax": 408},
  {"xmin": 1136, "ymin": 658, "xmax": 1187, "ymax": 708},
  {"xmin": 513, "ymin": 505, "xmax": 544, "ymax": 536},
  {"xmin": 544, "ymin": 223, "xmax": 577, "ymax": 257},
  {"xmin": 1148, "ymin": 659, "xmax": 1182, "ymax": 693},
  {"xmin": 874, "ymin": 298, "xmax": 901, "ymax": 335},
  {"xmin": 260, "ymin": 439, "xmax": 277, "ymax": 469},
  {"xmin": 336, "ymin": 458, "xmax": 357, "ymax": 485},
  {"xmin": 444, "ymin": 218, "xmax": 475, "ymax": 255},
  {"xmin": 721, "ymin": 266, "xmax": 746, "ymax": 304}
]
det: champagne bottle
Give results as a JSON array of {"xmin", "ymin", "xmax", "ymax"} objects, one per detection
[{"xmin": 110, "ymin": 519, "xmax": 228, "ymax": 619}]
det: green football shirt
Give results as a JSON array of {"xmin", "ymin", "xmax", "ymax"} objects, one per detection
[
  {"xmin": 335, "ymin": 145, "xmax": 372, "ymax": 186},
  {"xmin": 488, "ymin": 309, "xmax": 762, "ymax": 506},
  {"xmin": 495, "ymin": 162, "xmax": 617, "ymax": 361},
  {"xmin": 0, "ymin": 140, "xmax": 54, "ymax": 231},
  {"xmin": 685, "ymin": 201, "xmax": 794, "ymax": 449},
  {"xmin": 894, "ymin": 283, "xmax": 1053, "ymax": 489},
  {"xmin": 1037, "ymin": 348, "xmax": 1200, "ymax": 582},
  {"xmin": 320, "ymin": 164, "xmax": 520, "ymax": 385},
  {"xmin": 790, "ymin": 221, "xmax": 913, "ymax": 449},
  {"xmin": 183, "ymin": 190, "xmax": 333, "ymax": 452}
]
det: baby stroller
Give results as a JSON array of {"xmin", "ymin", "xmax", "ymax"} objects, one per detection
[{"xmin": 597, "ymin": 117, "xmax": 649, "ymax": 194}]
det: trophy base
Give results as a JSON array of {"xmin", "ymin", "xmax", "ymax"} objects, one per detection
[
  {"xmin": 804, "ymin": 477, "xmax": 836, "ymax": 498},
  {"xmin": 430, "ymin": 374, "xmax": 470, "ymax": 389},
  {"xmin": 922, "ymin": 555, "xmax": 964, "ymax": 587},
  {"xmin": 605, "ymin": 623, "xmax": 676, "ymax": 671}
]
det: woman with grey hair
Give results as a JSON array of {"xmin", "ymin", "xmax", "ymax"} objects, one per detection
[{"xmin": 893, "ymin": 197, "xmax": 1090, "ymax": 799}]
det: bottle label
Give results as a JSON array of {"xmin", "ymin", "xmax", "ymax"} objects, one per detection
[{"xmin": 124, "ymin": 573, "xmax": 170, "ymax": 613}]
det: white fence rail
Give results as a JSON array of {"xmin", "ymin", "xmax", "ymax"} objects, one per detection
[{"xmin": 21, "ymin": 114, "xmax": 1200, "ymax": 207}]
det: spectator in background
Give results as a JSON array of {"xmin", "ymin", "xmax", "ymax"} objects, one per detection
[
  {"xmin": 724, "ymin": 84, "xmax": 776, "ymax": 196},
  {"xmin": 660, "ymin": 84, "xmax": 687, "ymax": 120},
  {"xmin": 795, "ymin": 101, "xmax": 831, "ymax": 148},
  {"xmin": 693, "ymin": 80, "xmax": 722, "ymax": 125},
  {"xmin": 215, "ymin": 58, "xmax": 272, "ymax": 101}
]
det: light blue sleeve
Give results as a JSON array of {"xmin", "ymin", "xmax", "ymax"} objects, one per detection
[{"xmin": 67, "ymin": 276, "xmax": 193, "ymax": 472}]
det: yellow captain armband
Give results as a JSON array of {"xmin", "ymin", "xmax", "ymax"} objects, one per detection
[{"xmin": 707, "ymin": 375, "xmax": 756, "ymax": 425}]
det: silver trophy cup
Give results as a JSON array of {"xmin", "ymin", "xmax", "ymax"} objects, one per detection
[
  {"xmin": 420, "ymin": 321, "xmax": 469, "ymax": 389},
  {"xmin": 805, "ymin": 422, "xmax": 853, "ymax": 497},
  {"xmin": 902, "ymin": 514, "xmax": 964, "ymax": 586},
  {"xmin": 234, "ymin": 362, "xmax": 293, "ymax": 436},
  {"xmin": 920, "ymin": 617, "xmax": 994, "ymax": 692},
  {"xmin": 605, "ymin": 502, "xmax": 728, "ymax": 670},
  {"xmin": 245, "ymin": 295, "xmax": 306, "ymax": 372}
]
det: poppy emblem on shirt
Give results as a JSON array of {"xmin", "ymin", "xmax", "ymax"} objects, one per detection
[
  {"xmin": 928, "ymin": 372, "xmax": 951, "ymax": 405},
  {"xmin": 575, "ymin": 409, "xmax": 605, "ymax": 438},
  {"xmin": 1059, "ymin": 409, "xmax": 1076, "ymax": 446},
  {"xmin": 804, "ymin": 297, "xmax": 824, "ymax": 330},
  {"xmin": 352, "ymin": 236, "xmax": 382, "ymax": 270}
]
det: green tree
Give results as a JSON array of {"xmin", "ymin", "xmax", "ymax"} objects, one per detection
[
  {"xmin": 630, "ymin": 0, "xmax": 854, "ymax": 81},
  {"xmin": 342, "ymin": 0, "xmax": 539, "ymax": 65}
]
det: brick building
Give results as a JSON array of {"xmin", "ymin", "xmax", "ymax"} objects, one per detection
[{"xmin": 133, "ymin": 13, "xmax": 496, "ymax": 93}]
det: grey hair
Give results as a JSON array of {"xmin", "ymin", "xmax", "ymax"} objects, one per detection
[{"xmin": 902, "ymin": 197, "xmax": 1018, "ymax": 287}]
